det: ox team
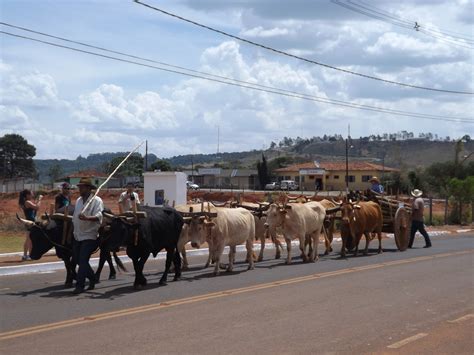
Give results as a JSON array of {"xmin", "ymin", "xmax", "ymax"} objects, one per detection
[{"xmin": 18, "ymin": 176, "xmax": 432, "ymax": 294}]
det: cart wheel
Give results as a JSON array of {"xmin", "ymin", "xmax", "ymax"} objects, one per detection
[{"xmin": 394, "ymin": 207, "xmax": 410, "ymax": 251}]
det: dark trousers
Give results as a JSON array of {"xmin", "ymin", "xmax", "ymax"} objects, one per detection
[
  {"xmin": 409, "ymin": 220, "xmax": 432, "ymax": 247},
  {"xmin": 73, "ymin": 239, "xmax": 98, "ymax": 289}
]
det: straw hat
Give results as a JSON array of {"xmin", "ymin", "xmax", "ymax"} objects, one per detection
[
  {"xmin": 369, "ymin": 176, "xmax": 380, "ymax": 183},
  {"xmin": 76, "ymin": 177, "xmax": 97, "ymax": 190},
  {"xmin": 411, "ymin": 189, "xmax": 423, "ymax": 198}
]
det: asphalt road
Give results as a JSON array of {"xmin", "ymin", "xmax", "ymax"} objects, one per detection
[{"xmin": 1, "ymin": 233, "xmax": 473, "ymax": 354}]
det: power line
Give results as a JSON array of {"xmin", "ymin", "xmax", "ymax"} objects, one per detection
[
  {"xmin": 333, "ymin": 0, "xmax": 474, "ymax": 49},
  {"xmin": 346, "ymin": 0, "xmax": 474, "ymax": 47},
  {"xmin": 2, "ymin": 22, "xmax": 469, "ymax": 123},
  {"xmin": 352, "ymin": 0, "xmax": 474, "ymax": 42},
  {"xmin": 133, "ymin": 0, "xmax": 473, "ymax": 95},
  {"xmin": 1, "ymin": 30, "xmax": 472, "ymax": 124}
]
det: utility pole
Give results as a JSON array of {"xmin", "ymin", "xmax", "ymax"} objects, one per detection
[
  {"xmin": 145, "ymin": 140, "xmax": 148, "ymax": 172},
  {"xmin": 345, "ymin": 138, "xmax": 349, "ymax": 193},
  {"xmin": 217, "ymin": 125, "xmax": 220, "ymax": 158}
]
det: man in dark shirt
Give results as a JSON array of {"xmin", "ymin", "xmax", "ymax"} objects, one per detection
[
  {"xmin": 408, "ymin": 189, "xmax": 432, "ymax": 248},
  {"xmin": 55, "ymin": 182, "xmax": 71, "ymax": 212}
]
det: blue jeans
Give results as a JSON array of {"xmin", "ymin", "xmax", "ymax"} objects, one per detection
[
  {"xmin": 409, "ymin": 221, "xmax": 432, "ymax": 247},
  {"xmin": 73, "ymin": 239, "xmax": 98, "ymax": 289}
]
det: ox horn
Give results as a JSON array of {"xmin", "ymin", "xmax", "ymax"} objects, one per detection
[
  {"xmin": 16, "ymin": 213, "xmax": 35, "ymax": 228},
  {"xmin": 330, "ymin": 198, "xmax": 342, "ymax": 206},
  {"xmin": 325, "ymin": 206, "xmax": 341, "ymax": 214},
  {"xmin": 102, "ymin": 211, "xmax": 116, "ymax": 219}
]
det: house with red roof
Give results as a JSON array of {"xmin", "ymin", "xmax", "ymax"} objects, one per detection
[{"xmin": 274, "ymin": 161, "xmax": 398, "ymax": 191}]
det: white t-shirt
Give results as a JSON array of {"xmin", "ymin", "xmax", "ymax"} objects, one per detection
[
  {"xmin": 118, "ymin": 191, "xmax": 141, "ymax": 212},
  {"xmin": 72, "ymin": 195, "xmax": 104, "ymax": 241}
]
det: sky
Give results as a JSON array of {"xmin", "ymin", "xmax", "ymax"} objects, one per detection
[{"xmin": 1, "ymin": 0, "xmax": 473, "ymax": 159}]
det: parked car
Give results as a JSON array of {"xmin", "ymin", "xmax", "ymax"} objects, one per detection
[
  {"xmin": 186, "ymin": 181, "xmax": 199, "ymax": 190},
  {"xmin": 265, "ymin": 182, "xmax": 280, "ymax": 190},
  {"xmin": 280, "ymin": 180, "xmax": 299, "ymax": 191}
]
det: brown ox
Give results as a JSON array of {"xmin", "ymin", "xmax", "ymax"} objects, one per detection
[{"xmin": 338, "ymin": 200, "xmax": 383, "ymax": 257}]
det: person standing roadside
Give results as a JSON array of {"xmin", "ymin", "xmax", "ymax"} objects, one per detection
[
  {"xmin": 18, "ymin": 189, "xmax": 42, "ymax": 261},
  {"xmin": 118, "ymin": 182, "xmax": 140, "ymax": 213},
  {"xmin": 408, "ymin": 189, "xmax": 432, "ymax": 249},
  {"xmin": 55, "ymin": 182, "xmax": 71, "ymax": 212},
  {"xmin": 71, "ymin": 177, "xmax": 104, "ymax": 294}
]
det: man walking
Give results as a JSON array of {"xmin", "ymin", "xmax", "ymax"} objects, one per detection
[
  {"xmin": 408, "ymin": 189, "xmax": 432, "ymax": 249},
  {"xmin": 72, "ymin": 177, "xmax": 104, "ymax": 294}
]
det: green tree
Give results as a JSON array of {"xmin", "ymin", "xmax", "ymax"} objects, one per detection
[
  {"xmin": 381, "ymin": 171, "xmax": 410, "ymax": 194},
  {"xmin": 48, "ymin": 164, "xmax": 63, "ymax": 183},
  {"xmin": 104, "ymin": 154, "xmax": 144, "ymax": 176},
  {"xmin": 0, "ymin": 134, "xmax": 36, "ymax": 178},
  {"xmin": 448, "ymin": 176, "xmax": 474, "ymax": 224},
  {"xmin": 256, "ymin": 153, "xmax": 270, "ymax": 189},
  {"xmin": 149, "ymin": 159, "xmax": 172, "ymax": 172}
]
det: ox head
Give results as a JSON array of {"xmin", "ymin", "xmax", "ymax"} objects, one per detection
[
  {"xmin": 180, "ymin": 204, "xmax": 217, "ymax": 249},
  {"xmin": 263, "ymin": 203, "xmax": 291, "ymax": 235},
  {"xmin": 17, "ymin": 213, "xmax": 62, "ymax": 260},
  {"xmin": 102, "ymin": 211, "xmax": 139, "ymax": 250},
  {"xmin": 340, "ymin": 200, "xmax": 361, "ymax": 226},
  {"xmin": 184, "ymin": 215, "xmax": 215, "ymax": 249}
]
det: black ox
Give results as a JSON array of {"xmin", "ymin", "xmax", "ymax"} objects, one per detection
[
  {"xmin": 102, "ymin": 205, "xmax": 183, "ymax": 290},
  {"xmin": 17, "ymin": 206, "xmax": 125, "ymax": 287}
]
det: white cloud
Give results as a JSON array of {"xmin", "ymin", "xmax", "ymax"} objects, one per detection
[
  {"xmin": 73, "ymin": 84, "xmax": 182, "ymax": 130},
  {"xmin": 0, "ymin": 105, "xmax": 30, "ymax": 129},
  {"xmin": 0, "ymin": 69, "xmax": 65, "ymax": 108},
  {"xmin": 241, "ymin": 26, "xmax": 290, "ymax": 37}
]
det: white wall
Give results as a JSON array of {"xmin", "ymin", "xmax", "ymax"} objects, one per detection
[{"xmin": 143, "ymin": 172, "xmax": 187, "ymax": 207}]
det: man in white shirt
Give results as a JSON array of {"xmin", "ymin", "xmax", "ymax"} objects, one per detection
[
  {"xmin": 72, "ymin": 177, "xmax": 104, "ymax": 294},
  {"xmin": 118, "ymin": 182, "xmax": 140, "ymax": 213}
]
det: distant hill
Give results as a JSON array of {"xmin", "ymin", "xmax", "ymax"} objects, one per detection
[{"xmin": 34, "ymin": 136, "xmax": 473, "ymax": 182}]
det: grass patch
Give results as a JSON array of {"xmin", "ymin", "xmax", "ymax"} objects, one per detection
[{"xmin": 0, "ymin": 232, "xmax": 26, "ymax": 253}]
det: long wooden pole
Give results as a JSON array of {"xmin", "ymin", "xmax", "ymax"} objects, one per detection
[{"xmin": 81, "ymin": 140, "xmax": 145, "ymax": 214}]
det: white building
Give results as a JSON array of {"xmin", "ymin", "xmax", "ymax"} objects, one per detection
[{"xmin": 143, "ymin": 171, "xmax": 187, "ymax": 207}]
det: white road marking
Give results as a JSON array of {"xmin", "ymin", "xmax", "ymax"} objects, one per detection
[
  {"xmin": 447, "ymin": 314, "xmax": 474, "ymax": 323},
  {"xmin": 0, "ymin": 287, "xmax": 10, "ymax": 291},
  {"xmin": 387, "ymin": 333, "xmax": 428, "ymax": 349}
]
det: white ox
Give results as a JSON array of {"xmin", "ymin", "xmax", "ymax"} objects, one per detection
[
  {"xmin": 187, "ymin": 207, "xmax": 255, "ymax": 275},
  {"xmin": 239, "ymin": 202, "xmax": 284, "ymax": 261},
  {"xmin": 264, "ymin": 201, "xmax": 326, "ymax": 264},
  {"xmin": 175, "ymin": 202, "xmax": 218, "ymax": 270}
]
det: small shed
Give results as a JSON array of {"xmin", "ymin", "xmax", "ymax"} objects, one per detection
[{"xmin": 143, "ymin": 171, "xmax": 187, "ymax": 207}]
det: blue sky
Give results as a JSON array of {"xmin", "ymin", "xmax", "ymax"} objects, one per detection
[{"xmin": 1, "ymin": 0, "xmax": 473, "ymax": 159}]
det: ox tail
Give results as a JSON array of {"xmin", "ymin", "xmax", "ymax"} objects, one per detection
[{"xmin": 113, "ymin": 252, "xmax": 127, "ymax": 273}]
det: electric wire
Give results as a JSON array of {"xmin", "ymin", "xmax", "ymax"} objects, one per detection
[{"xmin": 133, "ymin": 0, "xmax": 473, "ymax": 95}]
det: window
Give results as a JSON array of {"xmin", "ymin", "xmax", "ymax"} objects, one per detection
[
  {"xmin": 362, "ymin": 175, "xmax": 372, "ymax": 182},
  {"xmin": 345, "ymin": 175, "xmax": 356, "ymax": 182},
  {"xmin": 333, "ymin": 175, "xmax": 339, "ymax": 180},
  {"xmin": 300, "ymin": 176, "xmax": 305, "ymax": 183}
]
